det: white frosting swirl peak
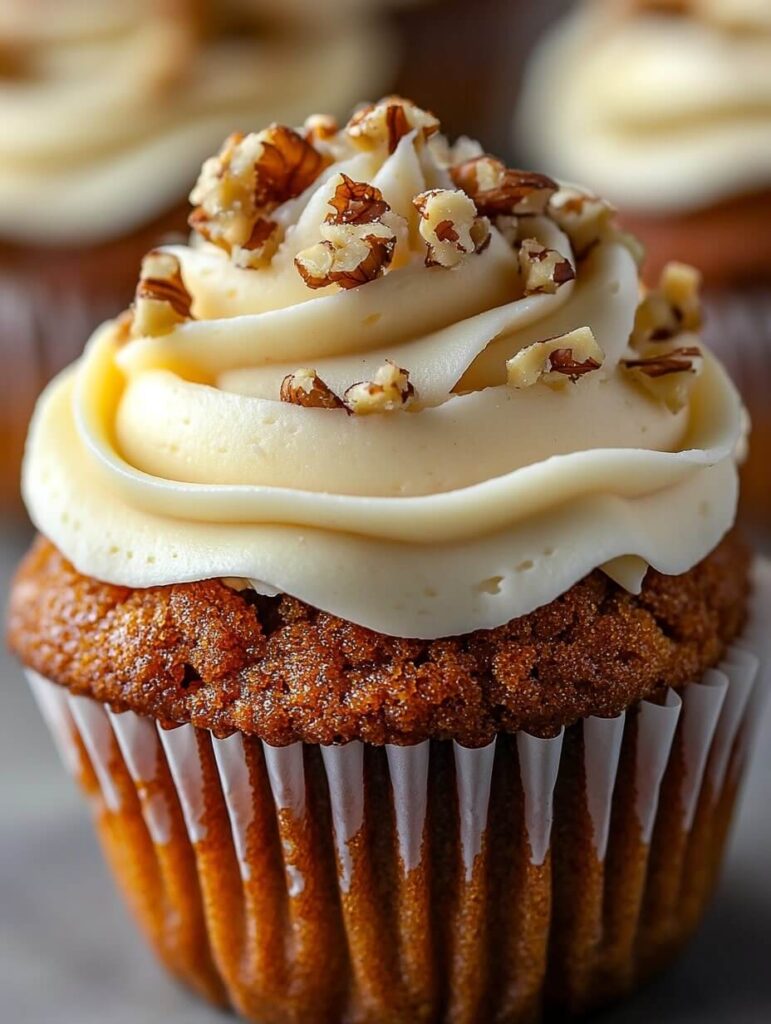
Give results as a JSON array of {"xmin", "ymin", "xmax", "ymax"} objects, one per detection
[{"xmin": 22, "ymin": 101, "xmax": 745, "ymax": 638}]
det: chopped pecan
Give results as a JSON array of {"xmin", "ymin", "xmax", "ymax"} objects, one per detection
[
  {"xmin": 623, "ymin": 346, "xmax": 702, "ymax": 377},
  {"xmin": 189, "ymin": 126, "xmax": 327, "ymax": 268},
  {"xmin": 548, "ymin": 348, "xmax": 603, "ymax": 380},
  {"xmin": 326, "ymin": 174, "xmax": 390, "ymax": 225},
  {"xmin": 413, "ymin": 189, "xmax": 491, "ymax": 267},
  {"xmin": 518, "ymin": 237, "xmax": 575, "ymax": 295},
  {"xmin": 548, "ymin": 187, "xmax": 617, "ymax": 257},
  {"xmin": 451, "ymin": 157, "xmax": 558, "ymax": 217},
  {"xmin": 346, "ymin": 97, "xmax": 440, "ymax": 154},
  {"xmin": 131, "ymin": 250, "xmax": 193, "ymax": 338},
  {"xmin": 660, "ymin": 261, "xmax": 702, "ymax": 331},
  {"xmin": 303, "ymin": 113, "xmax": 339, "ymax": 145},
  {"xmin": 295, "ymin": 229, "xmax": 395, "ymax": 290},
  {"xmin": 295, "ymin": 175, "xmax": 397, "ymax": 290},
  {"xmin": 632, "ymin": 261, "xmax": 702, "ymax": 346},
  {"xmin": 343, "ymin": 361, "xmax": 415, "ymax": 414},
  {"xmin": 622, "ymin": 344, "xmax": 703, "ymax": 413},
  {"xmin": 280, "ymin": 369, "xmax": 344, "ymax": 409},
  {"xmin": 507, "ymin": 327, "xmax": 604, "ymax": 390}
]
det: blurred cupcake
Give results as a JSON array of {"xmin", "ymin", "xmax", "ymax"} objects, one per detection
[
  {"xmin": 516, "ymin": 0, "xmax": 771, "ymax": 534},
  {"xmin": 8, "ymin": 98, "xmax": 769, "ymax": 1022},
  {"xmin": 0, "ymin": 0, "xmax": 392, "ymax": 509}
]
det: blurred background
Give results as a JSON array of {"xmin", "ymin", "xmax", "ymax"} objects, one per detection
[{"xmin": 1, "ymin": 1, "xmax": 769, "ymax": 1020}]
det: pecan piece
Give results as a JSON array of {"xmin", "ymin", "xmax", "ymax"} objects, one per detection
[
  {"xmin": 280, "ymin": 369, "xmax": 344, "ymax": 409},
  {"xmin": 548, "ymin": 187, "xmax": 617, "ymax": 257},
  {"xmin": 343, "ymin": 361, "xmax": 415, "ymax": 414},
  {"xmin": 623, "ymin": 347, "xmax": 702, "ymax": 377},
  {"xmin": 633, "ymin": 261, "xmax": 702, "ymax": 346},
  {"xmin": 413, "ymin": 189, "xmax": 491, "ymax": 267},
  {"xmin": 303, "ymin": 113, "xmax": 339, "ymax": 145},
  {"xmin": 622, "ymin": 344, "xmax": 703, "ymax": 413},
  {"xmin": 131, "ymin": 250, "xmax": 193, "ymax": 338},
  {"xmin": 326, "ymin": 173, "xmax": 390, "ymax": 225},
  {"xmin": 346, "ymin": 96, "xmax": 440, "ymax": 154},
  {"xmin": 518, "ymin": 237, "xmax": 575, "ymax": 295},
  {"xmin": 189, "ymin": 126, "xmax": 327, "ymax": 268},
  {"xmin": 451, "ymin": 157, "xmax": 558, "ymax": 217},
  {"xmin": 295, "ymin": 231, "xmax": 395, "ymax": 290},
  {"xmin": 295, "ymin": 175, "xmax": 397, "ymax": 290},
  {"xmin": 506, "ymin": 327, "xmax": 604, "ymax": 389}
]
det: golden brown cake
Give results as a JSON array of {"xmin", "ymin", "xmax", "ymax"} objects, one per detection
[{"xmin": 8, "ymin": 96, "xmax": 768, "ymax": 1023}]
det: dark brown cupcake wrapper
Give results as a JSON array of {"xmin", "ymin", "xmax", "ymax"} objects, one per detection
[{"xmin": 26, "ymin": 559, "xmax": 771, "ymax": 1023}]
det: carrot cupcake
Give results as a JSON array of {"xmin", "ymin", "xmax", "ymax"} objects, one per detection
[
  {"xmin": 8, "ymin": 97, "xmax": 769, "ymax": 1023},
  {"xmin": 0, "ymin": 0, "xmax": 391, "ymax": 509}
]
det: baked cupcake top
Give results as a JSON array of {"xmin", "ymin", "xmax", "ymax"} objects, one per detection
[
  {"xmin": 22, "ymin": 97, "xmax": 746, "ymax": 639},
  {"xmin": 516, "ymin": 0, "xmax": 771, "ymax": 214},
  {"xmin": 0, "ymin": 0, "xmax": 390, "ymax": 245}
]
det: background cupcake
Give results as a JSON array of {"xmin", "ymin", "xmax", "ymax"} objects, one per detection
[
  {"xmin": 0, "ymin": 0, "xmax": 393, "ymax": 511},
  {"xmin": 515, "ymin": 0, "xmax": 771, "ymax": 538},
  {"xmin": 8, "ymin": 98, "xmax": 767, "ymax": 1023}
]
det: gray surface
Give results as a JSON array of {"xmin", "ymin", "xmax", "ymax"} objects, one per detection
[{"xmin": 1, "ymin": 523, "xmax": 770, "ymax": 1023}]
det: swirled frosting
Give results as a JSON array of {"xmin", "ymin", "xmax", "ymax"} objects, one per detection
[
  {"xmin": 0, "ymin": 0, "xmax": 391, "ymax": 245},
  {"xmin": 22, "ymin": 98, "xmax": 746, "ymax": 638},
  {"xmin": 516, "ymin": 0, "xmax": 771, "ymax": 213}
]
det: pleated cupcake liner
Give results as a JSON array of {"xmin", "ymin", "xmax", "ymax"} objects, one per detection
[{"xmin": 26, "ymin": 559, "xmax": 771, "ymax": 1024}]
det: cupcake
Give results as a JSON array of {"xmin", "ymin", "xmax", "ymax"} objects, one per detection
[
  {"xmin": 8, "ymin": 97, "xmax": 769, "ymax": 1023},
  {"xmin": 515, "ymin": 0, "xmax": 771, "ymax": 536},
  {"xmin": 0, "ymin": 0, "xmax": 392, "ymax": 510}
]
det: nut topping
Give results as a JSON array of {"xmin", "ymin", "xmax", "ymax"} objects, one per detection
[
  {"xmin": 189, "ymin": 126, "xmax": 327, "ymax": 268},
  {"xmin": 623, "ymin": 347, "xmax": 702, "ymax": 378},
  {"xmin": 295, "ymin": 231, "xmax": 395, "ymax": 290},
  {"xmin": 450, "ymin": 157, "xmax": 558, "ymax": 217},
  {"xmin": 548, "ymin": 187, "xmax": 617, "ymax": 257},
  {"xmin": 295, "ymin": 175, "xmax": 397, "ymax": 290},
  {"xmin": 507, "ymin": 327, "xmax": 604, "ymax": 389},
  {"xmin": 131, "ymin": 250, "xmax": 193, "ymax": 338},
  {"xmin": 633, "ymin": 261, "xmax": 703, "ymax": 346},
  {"xmin": 413, "ymin": 189, "xmax": 491, "ymax": 267},
  {"xmin": 343, "ymin": 361, "xmax": 415, "ymax": 414},
  {"xmin": 325, "ymin": 173, "xmax": 390, "ymax": 225},
  {"xmin": 280, "ymin": 369, "xmax": 344, "ymax": 409},
  {"xmin": 622, "ymin": 343, "xmax": 703, "ymax": 412},
  {"xmin": 518, "ymin": 237, "xmax": 575, "ymax": 295},
  {"xmin": 303, "ymin": 113, "xmax": 339, "ymax": 145},
  {"xmin": 346, "ymin": 96, "xmax": 440, "ymax": 154}
]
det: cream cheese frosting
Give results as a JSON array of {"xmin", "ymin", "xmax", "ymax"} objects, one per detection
[
  {"xmin": 0, "ymin": 1, "xmax": 391, "ymax": 245},
  {"xmin": 22, "ymin": 98, "xmax": 746, "ymax": 638},
  {"xmin": 516, "ymin": 0, "xmax": 771, "ymax": 214}
]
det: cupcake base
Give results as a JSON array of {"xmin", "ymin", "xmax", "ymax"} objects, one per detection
[{"xmin": 26, "ymin": 561, "xmax": 771, "ymax": 1023}]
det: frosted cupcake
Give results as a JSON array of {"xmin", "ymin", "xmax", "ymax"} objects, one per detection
[
  {"xmin": 9, "ymin": 98, "xmax": 769, "ymax": 1023},
  {"xmin": 0, "ymin": 0, "xmax": 391, "ymax": 508},
  {"xmin": 516, "ymin": 0, "xmax": 771, "ymax": 534}
]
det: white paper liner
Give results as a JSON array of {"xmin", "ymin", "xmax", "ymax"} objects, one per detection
[
  {"xmin": 23, "ymin": 557, "xmax": 771, "ymax": 1019},
  {"xmin": 27, "ymin": 558, "xmax": 770, "ymax": 876}
]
